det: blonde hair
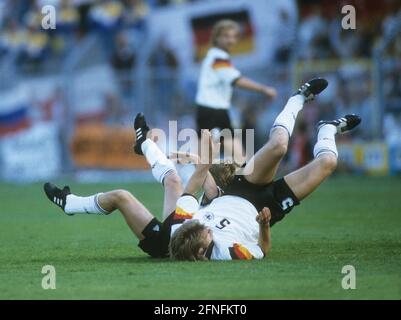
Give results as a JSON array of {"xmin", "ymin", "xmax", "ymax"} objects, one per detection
[
  {"xmin": 211, "ymin": 19, "xmax": 240, "ymax": 46},
  {"xmin": 169, "ymin": 220, "xmax": 209, "ymax": 261},
  {"xmin": 209, "ymin": 162, "xmax": 238, "ymax": 190}
]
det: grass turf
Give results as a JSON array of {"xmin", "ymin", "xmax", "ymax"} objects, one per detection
[{"xmin": 0, "ymin": 175, "xmax": 400, "ymax": 300}]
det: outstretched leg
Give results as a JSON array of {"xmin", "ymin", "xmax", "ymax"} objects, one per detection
[
  {"xmin": 98, "ymin": 190, "xmax": 153, "ymax": 239},
  {"xmin": 242, "ymin": 78, "xmax": 328, "ymax": 185},
  {"xmin": 43, "ymin": 184, "xmax": 154, "ymax": 240},
  {"xmin": 284, "ymin": 114, "xmax": 361, "ymax": 200}
]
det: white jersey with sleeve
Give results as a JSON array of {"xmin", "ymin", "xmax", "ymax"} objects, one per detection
[
  {"xmin": 170, "ymin": 194, "xmax": 264, "ymax": 261},
  {"xmin": 195, "ymin": 47, "xmax": 241, "ymax": 110}
]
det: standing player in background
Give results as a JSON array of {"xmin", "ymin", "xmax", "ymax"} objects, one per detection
[{"xmin": 195, "ymin": 19, "xmax": 277, "ymax": 165}]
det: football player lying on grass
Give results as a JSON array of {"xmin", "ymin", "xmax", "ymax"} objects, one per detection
[
  {"xmin": 43, "ymin": 128, "xmax": 222, "ymax": 259},
  {"xmin": 44, "ymin": 78, "xmax": 361, "ymax": 261}
]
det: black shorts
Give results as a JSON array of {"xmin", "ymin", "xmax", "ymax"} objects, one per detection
[
  {"xmin": 196, "ymin": 105, "xmax": 233, "ymax": 136},
  {"xmin": 224, "ymin": 176, "xmax": 300, "ymax": 226},
  {"xmin": 138, "ymin": 212, "xmax": 176, "ymax": 258}
]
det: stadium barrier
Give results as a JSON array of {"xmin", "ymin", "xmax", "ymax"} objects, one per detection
[
  {"xmin": 337, "ymin": 142, "xmax": 392, "ymax": 175},
  {"xmin": 70, "ymin": 124, "xmax": 149, "ymax": 170}
]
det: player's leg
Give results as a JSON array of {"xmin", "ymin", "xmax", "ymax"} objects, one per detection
[
  {"xmin": 242, "ymin": 124, "xmax": 290, "ymax": 185},
  {"xmin": 243, "ymin": 78, "xmax": 328, "ymax": 185},
  {"xmin": 133, "ymin": 113, "xmax": 184, "ymax": 219},
  {"xmin": 97, "ymin": 190, "xmax": 154, "ymax": 239},
  {"xmin": 283, "ymin": 153, "xmax": 337, "ymax": 201},
  {"xmin": 161, "ymin": 172, "xmax": 183, "ymax": 218},
  {"xmin": 43, "ymin": 184, "xmax": 153, "ymax": 240},
  {"xmin": 284, "ymin": 114, "xmax": 361, "ymax": 200}
]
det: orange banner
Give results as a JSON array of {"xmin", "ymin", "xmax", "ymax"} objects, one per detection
[{"xmin": 71, "ymin": 124, "xmax": 149, "ymax": 170}]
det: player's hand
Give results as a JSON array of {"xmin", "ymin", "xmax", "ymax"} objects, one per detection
[
  {"xmin": 256, "ymin": 207, "xmax": 271, "ymax": 227},
  {"xmin": 263, "ymin": 86, "xmax": 277, "ymax": 99}
]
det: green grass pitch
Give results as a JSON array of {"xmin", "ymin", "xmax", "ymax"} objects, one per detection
[{"xmin": 0, "ymin": 175, "xmax": 400, "ymax": 299}]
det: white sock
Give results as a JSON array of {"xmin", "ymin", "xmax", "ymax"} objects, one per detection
[
  {"xmin": 141, "ymin": 139, "xmax": 177, "ymax": 184},
  {"xmin": 313, "ymin": 124, "xmax": 338, "ymax": 158},
  {"xmin": 272, "ymin": 95, "xmax": 305, "ymax": 136},
  {"xmin": 64, "ymin": 193, "xmax": 109, "ymax": 215}
]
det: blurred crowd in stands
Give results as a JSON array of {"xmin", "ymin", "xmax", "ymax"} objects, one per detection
[
  {"xmin": 0, "ymin": 0, "xmax": 188, "ymax": 72},
  {"xmin": 297, "ymin": 0, "xmax": 400, "ymax": 60},
  {"xmin": 2, "ymin": 0, "xmax": 398, "ymax": 71},
  {"xmin": 0, "ymin": 0, "xmax": 400, "ymax": 171},
  {"xmin": 292, "ymin": 0, "xmax": 401, "ymax": 159}
]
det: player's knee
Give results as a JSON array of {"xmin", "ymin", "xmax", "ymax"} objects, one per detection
[
  {"xmin": 164, "ymin": 171, "xmax": 182, "ymax": 189},
  {"xmin": 318, "ymin": 154, "xmax": 337, "ymax": 174},
  {"xmin": 112, "ymin": 189, "xmax": 133, "ymax": 203},
  {"xmin": 270, "ymin": 136, "xmax": 288, "ymax": 158}
]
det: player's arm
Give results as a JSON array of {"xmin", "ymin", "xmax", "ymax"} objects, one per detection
[
  {"xmin": 169, "ymin": 151, "xmax": 220, "ymax": 202},
  {"xmin": 184, "ymin": 130, "xmax": 219, "ymax": 196},
  {"xmin": 235, "ymin": 77, "xmax": 277, "ymax": 99},
  {"xmin": 202, "ymin": 171, "xmax": 220, "ymax": 201},
  {"xmin": 256, "ymin": 207, "xmax": 272, "ymax": 256},
  {"xmin": 170, "ymin": 150, "xmax": 210, "ymax": 196},
  {"xmin": 184, "ymin": 163, "xmax": 210, "ymax": 196}
]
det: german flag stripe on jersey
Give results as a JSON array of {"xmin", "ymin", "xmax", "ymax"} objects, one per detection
[
  {"xmin": 229, "ymin": 243, "xmax": 254, "ymax": 260},
  {"xmin": 173, "ymin": 206, "xmax": 193, "ymax": 220},
  {"xmin": 212, "ymin": 58, "xmax": 233, "ymax": 69}
]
